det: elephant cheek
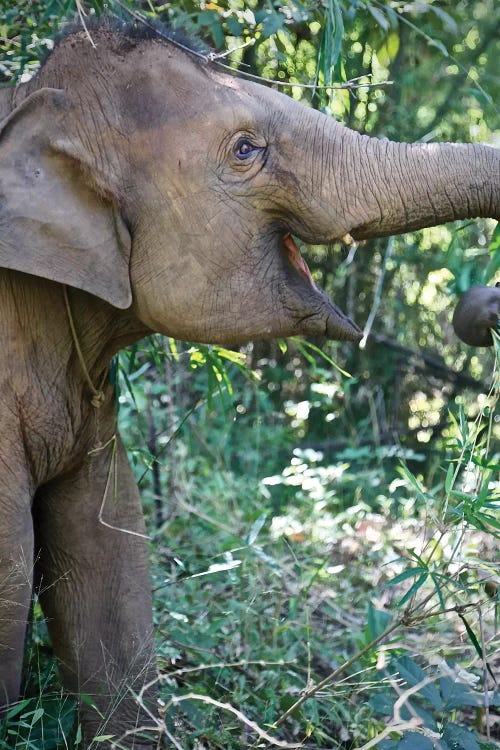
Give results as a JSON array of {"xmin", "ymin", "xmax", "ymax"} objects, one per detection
[{"xmin": 129, "ymin": 246, "xmax": 205, "ymax": 337}]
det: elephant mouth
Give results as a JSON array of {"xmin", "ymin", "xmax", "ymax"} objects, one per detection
[
  {"xmin": 282, "ymin": 233, "xmax": 315, "ymax": 285},
  {"xmin": 280, "ymin": 232, "xmax": 363, "ymax": 343}
]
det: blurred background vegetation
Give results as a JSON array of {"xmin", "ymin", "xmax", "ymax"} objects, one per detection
[{"xmin": 1, "ymin": 1, "xmax": 499, "ymax": 748}]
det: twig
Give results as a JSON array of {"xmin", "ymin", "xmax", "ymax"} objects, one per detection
[
  {"xmin": 478, "ymin": 605, "xmax": 491, "ymax": 739},
  {"xmin": 214, "ymin": 62, "xmax": 393, "ymax": 91},
  {"xmin": 208, "ymin": 38, "xmax": 256, "ymax": 60},
  {"xmin": 75, "ymin": 0, "xmax": 96, "ymax": 48},
  {"xmin": 274, "ymin": 588, "xmax": 490, "ymax": 731},
  {"xmin": 354, "ymin": 718, "xmax": 423, "ymax": 750},
  {"xmin": 169, "ymin": 693, "xmax": 302, "ymax": 748},
  {"xmin": 111, "ymin": 723, "xmax": 164, "ymax": 750},
  {"xmin": 360, "ymin": 236, "xmax": 394, "ymax": 348},
  {"xmin": 97, "ymin": 435, "xmax": 151, "ymax": 539},
  {"xmin": 274, "ymin": 617, "xmax": 402, "ymax": 727},
  {"xmin": 161, "ymin": 658, "xmax": 294, "ymax": 678},
  {"xmin": 137, "ymin": 398, "xmax": 203, "ymax": 487},
  {"xmin": 354, "ymin": 675, "xmax": 445, "ymax": 750}
]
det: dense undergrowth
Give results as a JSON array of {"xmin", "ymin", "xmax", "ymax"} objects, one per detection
[{"xmin": 3, "ymin": 330, "xmax": 499, "ymax": 749}]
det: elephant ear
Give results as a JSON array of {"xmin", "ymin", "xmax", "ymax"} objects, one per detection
[{"xmin": 0, "ymin": 88, "xmax": 132, "ymax": 308}]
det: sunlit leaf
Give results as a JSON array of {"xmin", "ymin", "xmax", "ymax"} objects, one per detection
[{"xmin": 246, "ymin": 514, "xmax": 267, "ymax": 546}]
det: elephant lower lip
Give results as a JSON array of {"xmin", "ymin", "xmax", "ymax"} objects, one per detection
[
  {"xmin": 281, "ymin": 233, "xmax": 362, "ymax": 342},
  {"xmin": 325, "ymin": 309, "xmax": 363, "ymax": 341},
  {"xmin": 282, "ymin": 233, "xmax": 314, "ymax": 284}
]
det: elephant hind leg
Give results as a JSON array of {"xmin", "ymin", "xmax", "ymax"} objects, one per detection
[{"xmin": 32, "ymin": 436, "xmax": 159, "ymax": 749}]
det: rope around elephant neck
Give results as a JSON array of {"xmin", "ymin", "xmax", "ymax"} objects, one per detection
[{"xmin": 63, "ymin": 286, "xmax": 106, "ymax": 409}]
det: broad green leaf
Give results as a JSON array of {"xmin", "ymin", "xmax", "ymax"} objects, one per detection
[
  {"xmin": 456, "ymin": 614, "xmax": 495, "ymax": 683},
  {"xmin": 330, "ymin": 0, "xmax": 344, "ymax": 67},
  {"xmin": 439, "ymin": 677, "xmax": 483, "ymax": 710},
  {"xmin": 458, "ymin": 406, "xmax": 469, "ymax": 444},
  {"xmin": 291, "ymin": 337, "xmax": 351, "ymax": 376},
  {"xmin": 398, "ymin": 732, "xmax": 434, "ymax": 750},
  {"xmin": 393, "ymin": 656, "xmax": 443, "ymax": 710},
  {"xmin": 215, "ymin": 347, "xmax": 247, "ymax": 366},
  {"xmin": 406, "ymin": 549, "xmax": 427, "ymax": 566},
  {"xmin": 464, "ymin": 86, "xmax": 493, "ymax": 110},
  {"xmin": 441, "ymin": 723, "xmax": 480, "ymax": 750},
  {"xmin": 367, "ymin": 602, "xmax": 392, "ymax": 640},
  {"xmin": 261, "ymin": 9, "xmax": 285, "ymax": 39},
  {"xmin": 489, "ymin": 221, "xmax": 500, "ymax": 252},
  {"xmin": 444, "ymin": 463, "xmax": 455, "ymax": 493},
  {"xmin": 168, "ymin": 337, "xmax": 179, "ymax": 361},
  {"xmin": 377, "ymin": 741, "xmax": 398, "ymax": 750},
  {"xmin": 485, "ymin": 220, "xmax": 500, "ymax": 280},
  {"xmin": 398, "ymin": 464, "xmax": 428, "ymax": 502},
  {"xmin": 225, "ymin": 16, "xmax": 244, "ymax": 37}
]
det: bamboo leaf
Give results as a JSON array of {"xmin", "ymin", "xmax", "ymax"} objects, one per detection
[
  {"xmin": 429, "ymin": 572, "xmax": 445, "ymax": 611},
  {"xmin": 457, "ymin": 614, "xmax": 484, "ymax": 663},
  {"xmin": 367, "ymin": 4, "xmax": 389, "ymax": 31},
  {"xmin": 398, "ymin": 572, "xmax": 428, "ymax": 607},
  {"xmin": 383, "ymin": 567, "xmax": 427, "ymax": 587},
  {"xmin": 444, "ymin": 462, "xmax": 455, "ymax": 493}
]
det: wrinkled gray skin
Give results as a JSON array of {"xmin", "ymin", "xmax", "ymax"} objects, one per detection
[
  {"xmin": 452, "ymin": 284, "xmax": 500, "ymax": 346},
  {"xmin": 0, "ymin": 23, "xmax": 499, "ymax": 749}
]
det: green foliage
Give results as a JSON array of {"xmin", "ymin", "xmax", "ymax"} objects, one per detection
[
  {"xmin": 0, "ymin": 698, "xmax": 77, "ymax": 750},
  {"xmin": 0, "ymin": 604, "xmax": 78, "ymax": 748},
  {"xmin": 107, "ymin": 332, "xmax": 498, "ymax": 748}
]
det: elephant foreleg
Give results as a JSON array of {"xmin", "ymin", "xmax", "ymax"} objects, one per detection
[
  {"xmin": 0, "ymin": 491, "xmax": 33, "ymax": 712},
  {"xmin": 33, "ymin": 435, "xmax": 159, "ymax": 749}
]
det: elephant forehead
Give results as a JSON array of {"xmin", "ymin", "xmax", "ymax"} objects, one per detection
[
  {"xmin": 114, "ymin": 59, "xmax": 269, "ymax": 139},
  {"xmin": 117, "ymin": 72, "xmax": 169, "ymax": 132},
  {"xmin": 116, "ymin": 60, "xmax": 218, "ymax": 128}
]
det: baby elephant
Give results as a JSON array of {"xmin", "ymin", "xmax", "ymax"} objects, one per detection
[{"xmin": 452, "ymin": 284, "xmax": 500, "ymax": 347}]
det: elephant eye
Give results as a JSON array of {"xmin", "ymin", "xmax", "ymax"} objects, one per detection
[{"xmin": 234, "ymin": 138, "xmax": 258, "ymax": 160}]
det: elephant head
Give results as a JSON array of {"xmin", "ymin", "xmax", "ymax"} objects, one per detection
[
  {"xmin": 0, "ymin": 22, "xmax": 499, "ymax": 347},
  {"xmin": 452, "ymin": 283, "xmax": 500, "ymax": 346}
]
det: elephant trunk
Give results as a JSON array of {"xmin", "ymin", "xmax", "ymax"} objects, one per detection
[{"xmin": 308, "ymin": 116, "xmax": 500, "ymax": 241}]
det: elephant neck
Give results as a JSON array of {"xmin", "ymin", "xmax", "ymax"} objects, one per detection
[
  {"xmin": 63, "ymin": 286, "xmax": 150, "ymax": 398},
  {"xmin": 0, "ymin": 272, "xmax": 150, "ymax": 486}
]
